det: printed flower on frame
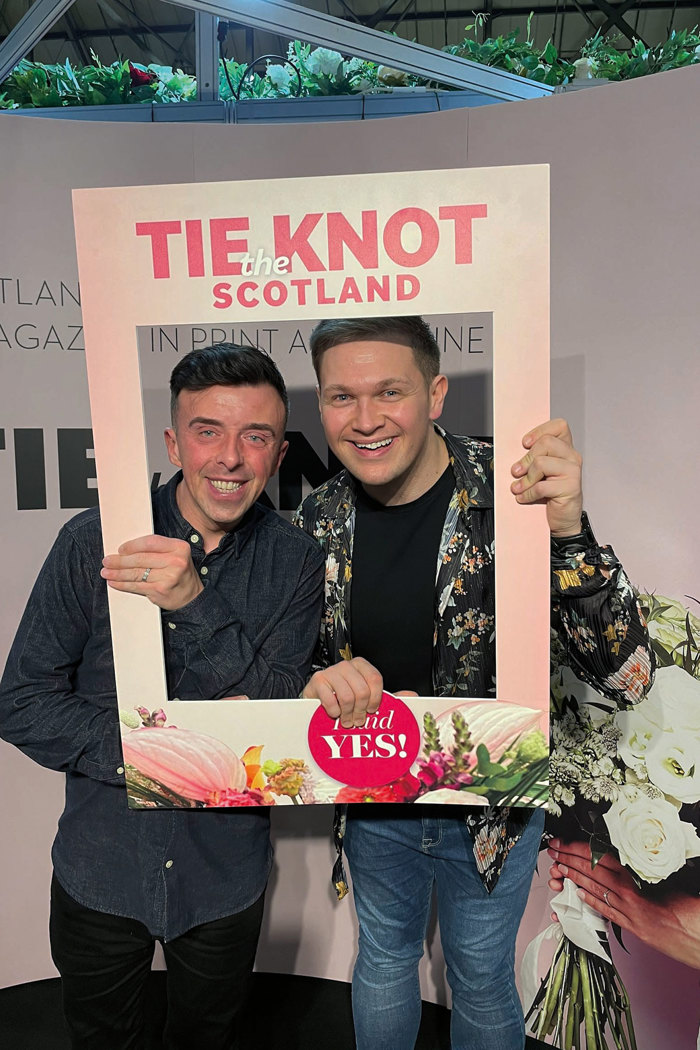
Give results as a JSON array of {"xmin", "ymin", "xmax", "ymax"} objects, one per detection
[
  {"xmin": 207, "ymin": 788, "xmax": 271, "ymax": 807},
  {"xmin": 335, "ymin": 785, "xmax": 398, "ymax": 804},
  {"xmin": 122, "ymin": 723, "xmax": 246, "ymax": 802}
]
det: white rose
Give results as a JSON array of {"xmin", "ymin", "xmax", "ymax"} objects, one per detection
[
  {"xmin": 617, "ymin": 664, "xmax": 700, "ymax": 772},
  {"xmin": 603, "ymin": 785, "xmax": 700, "ymax": 883},
  {"xmin": 267, "ymin": 64, "xmax": 292, "ymax": 90},
  {"xmin": 644, "ymin": 729, "xmax": 700, "ymax": 804},
  {"xmin": 636, "ymin": 665, "xmax": 700, "ymax": 731},
  {"xmin": 305, "ymin": 48, "xmax": 342, "ymax": 77}
]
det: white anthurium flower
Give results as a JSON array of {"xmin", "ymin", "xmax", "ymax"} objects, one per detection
[
  {"xmin": 267, "ymin": 64, "xmax": 292, "ymax": 90},
  {"xmin": 305, "ymin": 48, "xmax": 343, "ymax": 77},
  {"xmin": 644, "ymin": 729, "xmax": 700, "ymax": 804},
  {"xmin": 603, "ymin": 784, "xmax": 700, "ymax": 883},
  {"xmin": 434, "ymin": 700, "xmax": 542, "ymax": 759}
]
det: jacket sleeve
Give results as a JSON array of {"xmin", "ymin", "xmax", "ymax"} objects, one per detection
[
  {"xmin": 292, "ymin": 500, "xmax": 333, "ymax": 676},
  {"xmin": 551, "ymin": 514, "xmax": 654, "ymax": 706},
  {"xmin": 0, "ymin": 524, "xmax": 124, "ymax": 782}
]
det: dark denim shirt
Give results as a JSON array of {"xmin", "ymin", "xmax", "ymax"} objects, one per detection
[{"xmin": 0, "ymin": 473, "xmax": 324, "ymax": 940}]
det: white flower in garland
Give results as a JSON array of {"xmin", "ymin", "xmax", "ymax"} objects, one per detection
[
  {"xmin": 267, "ymin": 64, "xmax": 292, "ymax": 91},
  {"xmin": 305, "ymin": 48, "xmax": 343, "ymax": 77}
]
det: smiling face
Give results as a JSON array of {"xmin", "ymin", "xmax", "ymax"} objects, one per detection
[
  {"xmin": 317, "ymin": 340, "xmax": 448, "ymax": 505},
  {"xmin": 165, "ymin": 383, "xmax": 288, "ymax": 550}
]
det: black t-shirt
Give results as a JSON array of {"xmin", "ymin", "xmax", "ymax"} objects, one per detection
[{"xmin": 350, "ymin": 466, "xmax": 454, "ymax": 696}]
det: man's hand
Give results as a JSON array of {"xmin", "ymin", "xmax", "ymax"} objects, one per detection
[
  {"xmin": 101, "ymin": 535, "xmax": 204, "ymax": 611},
  {"xmin": 302, "ymin": 657, "xmax": 383, "ymax": 728},
  {"xmin": 548, "ymin": 838, "xmax": 700, "ymax": 969},
  {"xmin": 510, "ymin": 418, "xmax": 583, "ymax": 537}
]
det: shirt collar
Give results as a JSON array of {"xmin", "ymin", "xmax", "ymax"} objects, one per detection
[
  {"xmin": 323, "ymin": 425, "xmax": 493, "ymax": 515},
  {"xmin": 152, "ymin": 471, "xmax": 263, "ymax": 556}
]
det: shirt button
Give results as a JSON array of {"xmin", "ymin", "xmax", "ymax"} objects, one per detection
[
  {"xmin": 190, "ymin": 534, "xmax": 199, "ymax": 544},
  {"xmin": 200, "ymin": 566, "xmax": 208, "ymax": 576},
  {"xmin": 165, "ymin": 860, "xmax": 174, "ymax": 869},
  {"xmin": 116, "ymin": 766, "xmax": 124, "ymax": 775},
  {"xmin": 168, "ymin": 622, "xmax": 176, "ymax": 630}
]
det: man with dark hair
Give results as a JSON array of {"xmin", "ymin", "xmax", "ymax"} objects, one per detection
[
  {"xmin": 0, "ymin": 343, "xmax": 324, "ymax": 1050},
  {"xmin": 295, "ymin": 317, "xmax": 653, "ymax": 1050}
]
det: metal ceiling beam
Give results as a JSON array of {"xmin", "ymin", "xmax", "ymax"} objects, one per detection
[
  {"xmin": 162, "ymin": 0, "xmax": 554, "ymax": 99},
  {"xmin": 195, "ymin": 11, "xmax": 219, "ymax": 99},
  {"xmin": 0, "ymin": 0, "xmax": 78, "ymax": 82},
  {"xmin": 592, "ymin": 0, "xmax": 649, "ymax": 43},
  {"xmin": 357, "ymin": 0, "xmax": 697, "ymax": 20}
]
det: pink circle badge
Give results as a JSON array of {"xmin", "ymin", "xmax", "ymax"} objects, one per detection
[{"xmin": 308, "ymin": 691, "xmax": 421, "ymax": 788}]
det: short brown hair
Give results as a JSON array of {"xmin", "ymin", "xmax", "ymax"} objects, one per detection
[{"xmin": 310, "ymin": 316, "xmax": 440, "ymax": 385}]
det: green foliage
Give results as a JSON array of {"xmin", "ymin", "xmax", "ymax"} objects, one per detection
[
  {"xmin": 582, "ymin": 26, "xmax": 700, "ymax": 79},
  {"xmin": 0, "ymin": 52, "xmax": 195, "ymax": 109},
  {"xmin": 218, "ymin": 58, "xmax": 275, "ymax": 101},
  {"xmin": 0, "ymin": 26, "xmax": 699, "ymax": 111},
  {"xmin": 445, "ymin": 13, "xmax": 574, "ymax": 86}
]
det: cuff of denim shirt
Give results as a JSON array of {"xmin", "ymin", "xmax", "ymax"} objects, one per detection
[{"xmin": 161, "ymin": 584, "xmax": 232, "ymax": 643}]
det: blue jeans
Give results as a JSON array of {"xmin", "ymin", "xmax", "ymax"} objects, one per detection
[{"xmin": 344, "ymin": 807, "xmax": 545, "ymax": 1050}]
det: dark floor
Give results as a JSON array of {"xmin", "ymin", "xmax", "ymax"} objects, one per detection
[{"xmin": 0, "ymin": 973, "xmax": 550, "ymax": 1049}]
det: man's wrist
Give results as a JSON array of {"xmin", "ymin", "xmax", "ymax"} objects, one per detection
[{"xmin": 550, "ymin": 511, "xmax": 597, "ymax": 554}]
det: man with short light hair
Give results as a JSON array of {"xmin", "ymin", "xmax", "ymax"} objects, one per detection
[{"xmin": 295, "ymin": 315, "xmax": 653, "ymax": 1050}]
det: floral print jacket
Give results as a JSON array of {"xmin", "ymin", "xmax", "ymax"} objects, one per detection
[{"xmin": 294, "ymin": 427, "xmax": 654, "ymax": 894}]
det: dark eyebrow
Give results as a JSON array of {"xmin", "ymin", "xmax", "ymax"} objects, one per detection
[
  {"xmin": 323, "ymin": 377, "xmax": 411, "ymax": 395},
  {"xmin": 188, "ymin": 417, "xmax": 222, "ymax": 428},
  {"xmin": 243, "ymin": 423, "xmax": 278, "ymax": 435},
  {"xmin": 188, "ymin": 417, "xmax": 278, "ymax": 436}
]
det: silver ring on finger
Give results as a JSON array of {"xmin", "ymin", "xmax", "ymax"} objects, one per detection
[
  {"xmin": 141, "ymin": 567, "xmax": 152, "ymax": 582},
  {"xmin": 603, "ymin": 889, "xmax": 611, "ymax": 906}
]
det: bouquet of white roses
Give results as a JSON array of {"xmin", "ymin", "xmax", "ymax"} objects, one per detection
[{"xmin": 526, "ymin": 594, "xmax": 700, "ymax": 1048}]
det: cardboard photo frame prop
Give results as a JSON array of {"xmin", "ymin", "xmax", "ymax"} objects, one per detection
[{"xmin": 72, "ymin": 166, "xmax": 550, "ymax": 809}]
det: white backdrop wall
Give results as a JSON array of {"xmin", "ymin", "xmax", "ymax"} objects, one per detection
[{"xmin": 1, "ymin": 65, "xmax": 699, "ymax": 1047}]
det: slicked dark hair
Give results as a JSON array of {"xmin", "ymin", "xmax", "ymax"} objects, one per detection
[
  {"xmin": 310, "ymin": 316, "xmax": 441, "ymax": 385},
  {"xmin": 169, "ymin": 343, "xmax": 289, "ymax": 430}
]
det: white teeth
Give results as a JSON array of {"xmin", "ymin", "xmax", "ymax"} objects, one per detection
[
  {"xmin": 354, "ymin": 438, "xmax": 393, "ymax": 450},
  {"xmin": 210, "ymin": 480, "xmax": 243, "ymax": 492}
]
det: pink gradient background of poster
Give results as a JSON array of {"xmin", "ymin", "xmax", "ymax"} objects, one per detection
[{"xmin": 72, "ymin": 166, "xmax": 550, "ymax": 755}]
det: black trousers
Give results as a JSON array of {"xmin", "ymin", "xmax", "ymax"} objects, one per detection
[{"xmin": 49, "ymin": 875, "xmax": 265, "ymax": 1050}]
